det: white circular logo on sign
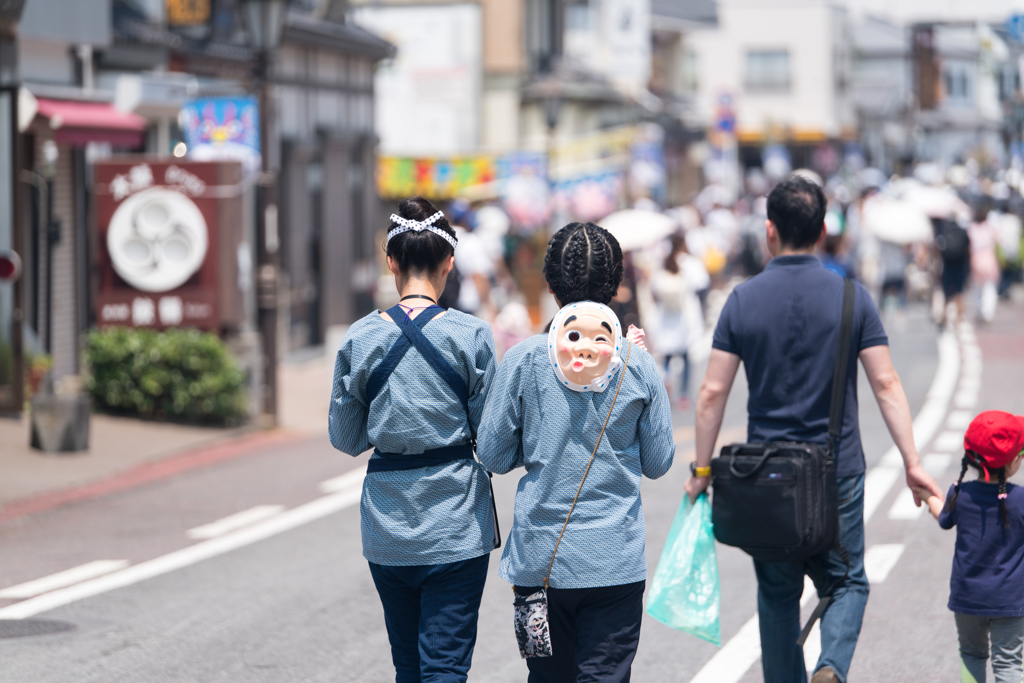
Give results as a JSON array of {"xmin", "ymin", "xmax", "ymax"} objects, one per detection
[{"xmin": 107, "ymin": 188, "xmax": 208, "ymax": 293}]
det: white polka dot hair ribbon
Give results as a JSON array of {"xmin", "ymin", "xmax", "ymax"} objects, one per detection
[{"xmin": 386, "ymin": 212, "xmax": 458, "ymax": 249}]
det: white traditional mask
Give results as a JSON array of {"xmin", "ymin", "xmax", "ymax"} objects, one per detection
[{"xmin": 548, "ymin": 301, "xmax": 624, "ymax": 393}]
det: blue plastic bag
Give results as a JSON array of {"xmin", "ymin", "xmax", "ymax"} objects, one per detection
[{"xmin": 645, "ymin": 492, "xmax": 721, "ymax": 645}]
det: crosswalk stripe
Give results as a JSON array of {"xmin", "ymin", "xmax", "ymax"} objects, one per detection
[
  {"xmin": 888, "ymin": 488, "xmax": 925, "ymax": 520},
  {"xmin": 0, "ymin": 560, "xmax": 130, "ymax": 599},
  {"xmin": 318, "ymin": 466, "xmax": 367, "ymax": 494},
  {"xmin": 187, "ymin": 505, "xmax": 285, "ymax": 540},
  {"xmin": 933, "ymin": 431, "xmax": 965, "ymax": 452},
  {"xmin": 922, "ymin": 453, "xmax": 952, "ymax": 477}
]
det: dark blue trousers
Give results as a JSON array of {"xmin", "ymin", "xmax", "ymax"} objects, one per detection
[
  {"xmin": 369, "ymin": 554, "xmax": 490, "ymax": 683},
  {"xmin": 521, "ymin": 580, "xmax": 645, "ymax": 683}
]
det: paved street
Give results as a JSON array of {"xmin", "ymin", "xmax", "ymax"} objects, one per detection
[{"xmin": 0, "ymin": 303, "xmax": 1021, "ymax": 682}]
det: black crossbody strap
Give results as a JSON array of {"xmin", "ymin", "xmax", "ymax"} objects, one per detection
[
  {"xmin": 797, "ymin": 279, "xmax": 856, "ymax": 646},
  {"xmin": 827, "ymin": 279, "xmax": 856, "ymax": 448}
]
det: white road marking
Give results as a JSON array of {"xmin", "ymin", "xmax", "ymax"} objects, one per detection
[
  {"xmin": 186, "ymin": 505, "xmax": 285, "ymax": 540},
  {"xmin": 933, "ymin": 431, "xmax": 965, "ymax": 452},
  {"xmin": 688, "ymin": 614, "xmax": 762, "ymax": 683},
  {"xmin": 802, "ymin": 544, "xmax": 906, "ymax": 673},
  {"xmin": 0, "ymin": 560, "xmax": 130, "ymax": 599},
  {"xmin": 888, "ymin": 488, "xmax": 925, "ymax": 520},
  {"xmin": 0, "ymin": 487, "xmax": 363, "ymax": 620},
  {"xmin": 955, "ymin": 392, "xmax": 978, "ymax": 409},
  {"xmin": 954, "ymin": 376, "xmax": 978, "ymax": 393},
  {"xmin": 689, "ymin": 330, "xmax": 964, "ymax": 683},
  {"xmin": 922, "ymin": 453, "xmax": 952, "ymax": 477},
  {"xmin": 864, "ymin": 543, "xmax": 905, "ymax": 583},
  {"xmin": 319, "ymin": 466, "xmax": 368, "ymax": 493},
  {"xmin": 863, "ymin": 467, "xmax": 902, "ymax": 522},
  {"xmin": 947, "ymin": 410, "xmax": 973, "ymax": 430}
]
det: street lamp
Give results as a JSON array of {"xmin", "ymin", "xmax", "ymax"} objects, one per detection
[{"xmin": 240, "ymin": 0, "xmax": 286, "ymax": 425}]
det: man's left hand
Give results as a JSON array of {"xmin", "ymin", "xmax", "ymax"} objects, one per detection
[{"xmin": 906, "ymin": 463, "xmax": 943, "ymax": 506}]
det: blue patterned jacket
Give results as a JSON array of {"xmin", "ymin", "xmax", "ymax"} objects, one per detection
[
  {"xmin": 329, "ymin": 308, "xmax": 496, "ymax": 566},
  {"xmin": 478, "ymin": 335, "xmax": 675, "ymax": 589}
]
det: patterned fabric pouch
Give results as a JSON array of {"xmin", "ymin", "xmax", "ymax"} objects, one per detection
[{"xmin": 513, "ymin": 588, "xmax": 552, "ymax": 659}]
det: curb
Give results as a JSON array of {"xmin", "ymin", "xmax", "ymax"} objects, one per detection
[{"xmin": 0, "ymin": 429, "xmax": 301, "ymax": 526}]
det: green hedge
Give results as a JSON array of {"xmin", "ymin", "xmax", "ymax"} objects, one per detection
[{"xmin": 84, "ymin": 327, "xmax": 248, "ymax": 424}]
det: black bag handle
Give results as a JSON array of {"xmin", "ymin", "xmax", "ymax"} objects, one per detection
[
  {"xmin": 728, "ymin": 448, "xmax": 778, "ymax": 478},
  {"xmin": 826, "ymin": 279, "xmax": 856, "ymax": 456}
]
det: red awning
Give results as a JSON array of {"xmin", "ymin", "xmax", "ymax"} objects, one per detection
[{"xmin": 36, "ymin": 98, "xmax": 148, "ymax": 148}]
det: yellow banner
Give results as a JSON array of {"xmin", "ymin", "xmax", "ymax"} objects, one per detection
[{"xmin": 167, "ymin": 0, "xmax": 210, "ymax": 26}]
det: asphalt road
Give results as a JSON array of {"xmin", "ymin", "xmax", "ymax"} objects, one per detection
[{"xmin": 0, "ymin": 304, "xmax": 1007, "ymax": 682}]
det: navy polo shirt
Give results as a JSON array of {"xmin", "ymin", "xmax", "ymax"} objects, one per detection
[{"xmin": 712, "ymin": 254, "xmax": 888, "ymax": 477}]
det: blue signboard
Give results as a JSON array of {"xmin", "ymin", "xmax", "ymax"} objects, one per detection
[
  {"xmin": 179, "ymin": 97, "xmax": 261, "ymax": 178},
  {"xmin": 1007, "ymin": 14, "xmax": 1024, "ymax": 43}
]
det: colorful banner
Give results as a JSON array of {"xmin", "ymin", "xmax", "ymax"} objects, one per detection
[
  {"xmin": 377, "ymin": 156, "xmax": 498, "ymax": 199},
  {"xmin": 179, "ymin": 97, "xmax": 260, "ymax": 178}
]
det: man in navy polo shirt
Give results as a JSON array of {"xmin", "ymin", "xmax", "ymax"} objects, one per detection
[{"xmin": 686, "ymin": 176, "xmax": 943, "ymax": 683}]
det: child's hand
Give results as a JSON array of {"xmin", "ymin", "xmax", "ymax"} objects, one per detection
[
  {"xmin": 912, "ymin": 486, "xmax": 944, "ymax": 520},
  {"xmin": 627, "ymin": 325, "xmax": 648, "ymax": 352}
]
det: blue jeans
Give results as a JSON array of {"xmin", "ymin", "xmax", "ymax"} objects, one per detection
[
  {"xmin": 754, "ymin": 473, "xmax": 869, "ymax": 683},
  {"xmin": 368, "ymin": 554, "xmax": 490, "ymax": 683}
]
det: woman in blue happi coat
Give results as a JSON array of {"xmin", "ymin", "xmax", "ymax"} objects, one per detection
[
  {"xmin": 329, "ymin": 196, "xmax": 497, "ymax": 682},
  {"xmin": 478, "ymin": 222, "xmax": 676, "ymax": 682}
]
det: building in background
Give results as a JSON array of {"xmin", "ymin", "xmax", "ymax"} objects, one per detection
[
  {"xmin": 850, "ymin": 17, "xmax": 1019, "ymax": 173},
  {"xmin": 688, "ymin": 0, "xmax": 855, "ymax": 181},
  {"xmin": 350, "ymin": 0, "xmax": 715, "ymax": 216},
  {"xmin": 8, "ymin": 0, "xmax": 391, "ymax": 407}
]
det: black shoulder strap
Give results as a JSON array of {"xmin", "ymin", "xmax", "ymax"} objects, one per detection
[
  {"xmin": 369, "ymin": 304, "xmax": 472, "ymax": 436},
  {"xmin": 827, "ymin": 279, "xmax": 856, "ymax": 448},
  {"xmin": 365, "ymin": 305, "xmax": 444, "ymax": 405},
  {"xmin": 390, "ymin": 308, "xmax": 472, "ymax": 427}
]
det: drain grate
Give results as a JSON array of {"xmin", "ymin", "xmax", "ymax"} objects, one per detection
[{"xmin": 0, "ymin": 619, "xmax": 76, "ymax": 638}]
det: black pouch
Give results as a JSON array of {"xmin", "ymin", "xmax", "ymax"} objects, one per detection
[{"xmin": 513, "ymin": 587, "xmax": 552, "ymax": 659}]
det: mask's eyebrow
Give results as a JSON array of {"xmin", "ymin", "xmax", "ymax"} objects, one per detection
[
  {"xmin": 600, "ymin": 321, "xmax": 612, "ymax": 333},
  {"xmin": 563, "ymin": 315, "xmax": 577, "ymax": 326}
]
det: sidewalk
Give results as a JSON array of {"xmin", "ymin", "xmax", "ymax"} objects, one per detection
[{"xmin": 0, "ymin": 356, "xmax": 331, "ymax": 518}]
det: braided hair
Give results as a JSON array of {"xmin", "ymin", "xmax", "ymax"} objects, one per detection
[
  {"xmin": 384, "ymin": 196, "xmax": 457, "ymax": 274},
  {"xmin": 943, "ymin": 450, "xmax": 1011, "ymax": 529},
  {"xmin": 941, "ymin": 454, "xmax": 971, "ymax": 516},
  {"xmin": 543, "ymin": 222, "xmax": 624, "ymax": 307}
]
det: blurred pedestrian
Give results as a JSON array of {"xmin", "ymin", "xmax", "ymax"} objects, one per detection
[
  {"xmin": 970, "ymin": 206, "xmax": 1001, "ymax": 325},
  {"xmin": 329, "ymin": 196, "xmax": 498, "ymax": 682},
  {"xmin": 878, "ymin": 240, "xmax": 910, "ymax": 310},
  {"xmin": 916, "ymin": 411, "xmax": 1024, "ymax": 683},
  {"xmin": 995, "ymin": 212, "xmax": 1023, "ymax": 298},
  {"xmin": 650, "ymin": 233, "xmax": 706, "ymax": 409},
  {"xmin": 934, "ymin": 217, "xmax": 972, "ymax": 328},
  {"xmin": 449, "ymin": 199, "xmax": 496, "ymax": 320},
  {"xmin": 478, "ymin": 222, "xmax": 674, "ymax": 683},
  {"xmin": 686, "ymin": 176, "xmax": 942, "ymax": 683}
]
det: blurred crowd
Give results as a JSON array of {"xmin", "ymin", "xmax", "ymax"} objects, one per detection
[{"xmin": 426, "ymin": 160, "xmax": 1024, "ymax": 410}]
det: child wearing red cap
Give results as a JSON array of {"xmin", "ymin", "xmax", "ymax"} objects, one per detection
[{"xmin": 916, "ymin": 410, "xmax": 1024, "ymax": 683}]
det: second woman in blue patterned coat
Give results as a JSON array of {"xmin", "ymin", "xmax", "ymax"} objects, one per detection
[
  {"xmin": 478, "ymin": 222, "xmax": 676, "ymax": 682},
  {"xmin": 328, "ymin": 196, "xmax": 497, "ymax": 683}
]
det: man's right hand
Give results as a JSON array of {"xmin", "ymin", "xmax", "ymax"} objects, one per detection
[
  {"xmin": 685, "ymin": 475, "xmax": 710, "ymax": 503},
  {"xmin": 906, "ymin": 463, "xmax": 943, "ymax": 506}
]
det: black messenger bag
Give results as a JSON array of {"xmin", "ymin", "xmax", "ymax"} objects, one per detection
[{"xmin": 711, "ymin": 278, "xmax": 855, "ymax": 564}]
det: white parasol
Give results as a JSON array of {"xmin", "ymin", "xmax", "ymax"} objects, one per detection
[
  {"xmin": 597, "ymin": 209, "xmax": 677, "ymax": 252},
  {"xmin": 861, "ymin": 197, "xmax": 933, "ymax": 244},
  {"xmin": 899, "ymin": 183, "xmax": 970, "ymax": 221}
]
